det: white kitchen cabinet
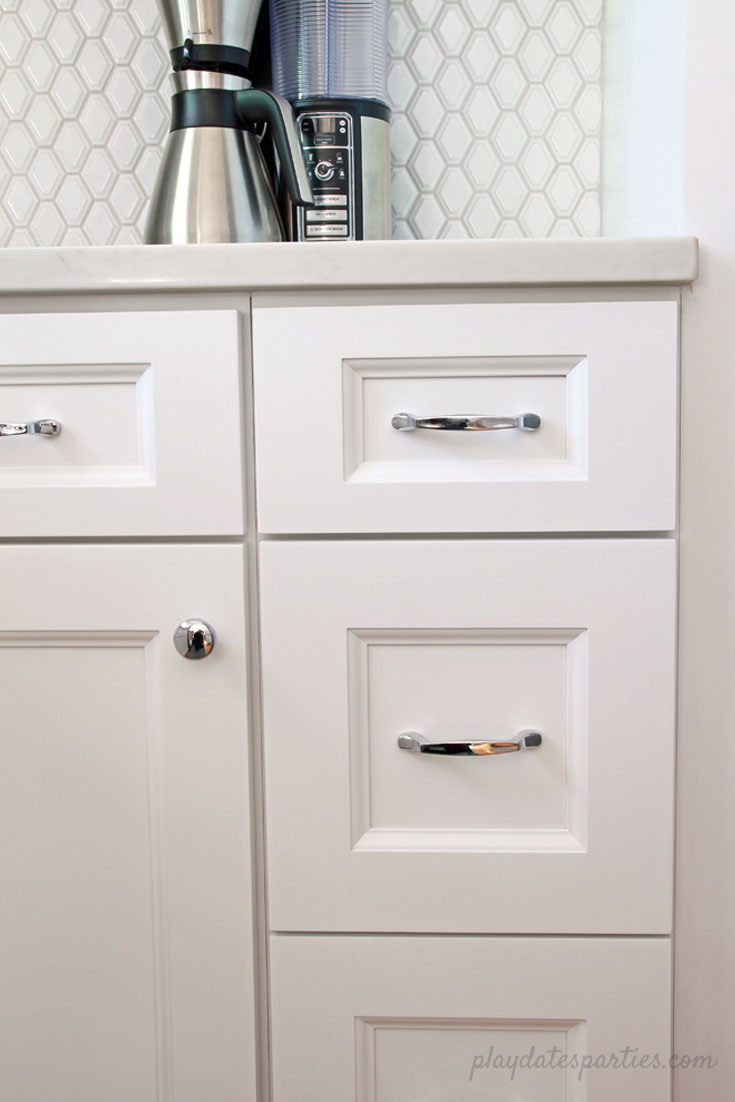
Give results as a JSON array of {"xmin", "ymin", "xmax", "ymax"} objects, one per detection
[
  {"xmin": 253, "ymin": 300, "xmax": 678, "ymax": 533},
  {"xmin": 0, "ymin": 239, "xmax": 696, "ymax": 1102},
  {"xmin": 0, "ymin": 545, "xmax": 257, "ymax": 1101},
  {"xmin": 0, "ymin": 311, "xmax": 245, "ymax": 537},
  {"xmin": 260, "ymin": 538, "xmax": 676, "ymax": 934}
]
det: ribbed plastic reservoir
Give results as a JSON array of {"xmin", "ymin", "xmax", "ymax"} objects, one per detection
[{"xmin": 269, "ymin": 0, "xmax": 388, "ymax": 104}]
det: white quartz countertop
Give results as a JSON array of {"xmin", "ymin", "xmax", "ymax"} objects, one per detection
[{"xmin": 0, "ymin": 237, "xmax": 697, "ymax": 295}]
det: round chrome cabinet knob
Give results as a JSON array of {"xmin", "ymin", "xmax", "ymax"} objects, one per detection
[{"xmin": 174, "ymin": 619, "xmax": 216, "ymax": 660}]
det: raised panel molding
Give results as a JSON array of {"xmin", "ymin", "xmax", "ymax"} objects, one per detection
[
  {"xmin": 348, "ymin": 627, "xmax": 588, "ymax": 853},
  {"xmin": 355, "ymin": 1017, "xmax": 588, "ymax": 1102},
  {"xmin": 0, "ymin": 361, "xmax": 155, "ymax": 489},
  {"xmin": 0, "ymin": 631, "xmax": 168, "ymax": 1100},
  {"xmin": 343, "ymin": 355, "xmax": 589, "ymax": 485}
]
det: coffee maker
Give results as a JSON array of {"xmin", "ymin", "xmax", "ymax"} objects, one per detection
[
  {"xmin": 269, "ymin": 0, "xmax": 391, "ymax": 241},
  {"xmin": 145, "ymin": 0, "xmax": 313, "ymax": 244}
]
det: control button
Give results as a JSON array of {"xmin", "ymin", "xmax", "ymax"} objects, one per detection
[
  {"xmin": 306, "ymin": 224, "xmax": 350, "ymax": 237},
  {"xmin": 307, "ymin": 209, "xmax": 348, "ymax": 222},
  {"xmin": 314, "ymin": 195, "xmax": 348, "ymax": 207},
  {"xmin": 315, "ymin": 161, "xmax": 336, "ymax": 182},
  {"xmin": 338, "ymin": 169, "xmax": 346, "ymax": 179},
  {"xmin": 335, "ymin": 152, "xmax": 344, "ymax": 164}
]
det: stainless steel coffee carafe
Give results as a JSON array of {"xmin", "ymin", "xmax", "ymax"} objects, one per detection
[{"xmin": 145, "ymin": 0, "xmax": 313, "ymax": 244}]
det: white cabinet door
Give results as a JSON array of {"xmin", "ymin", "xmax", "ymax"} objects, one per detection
[
  {"xmin": 270, "ymin": 935, "xmax": 672, "ymax": 1102},
  {"xmin": 253, "ymin": 301, "xmax": 677, "ymax": 533},
  {"xmin": 261, "ymin": 539, "xmax": 676, "ymax": 934},
  {"xmin": 0, "ymin": 311, "xmax": 245, "ymax": 537},
  {"xmin": 0, "ymin": 546, "xmax": 256, "ymax": 1102}
]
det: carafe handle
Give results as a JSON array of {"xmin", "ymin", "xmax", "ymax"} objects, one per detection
[{"xmin": 235, "ymin": 89, "xmax": 314, "ymax": 207}]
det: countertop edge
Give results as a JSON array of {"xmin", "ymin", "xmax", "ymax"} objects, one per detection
[{"xmin": 0, "ymin": 237, "xmax": 699, "ymax": 295}]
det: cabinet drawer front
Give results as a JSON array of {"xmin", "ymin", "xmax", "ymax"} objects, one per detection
[
  {"xmin": 270, "ymin": 935, "xmax": 672, "ymax": 1102},
  {"xmin": 260, "ymin": 539, "xmax": 676, "ymax": 934},
  {"xmin": 0, "ymin": 311, "xmax": 244, "ymax": 536},
  {"xmin": 253, "ymin": 301, "xmax": 677, "ymax": 533}
]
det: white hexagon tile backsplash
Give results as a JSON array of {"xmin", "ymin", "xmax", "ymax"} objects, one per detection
[
  {"xmin": 390, "ymin": 0, "xmax": 602, "ymax": 239},
  {"xmin": 0, "ymin": 0, "xmax": 601, "ymax": 246}
]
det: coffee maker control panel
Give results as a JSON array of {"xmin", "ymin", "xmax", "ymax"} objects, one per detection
[{"xmin": 297, "ymin": 113, "xmax": 355, "ymax": 241}]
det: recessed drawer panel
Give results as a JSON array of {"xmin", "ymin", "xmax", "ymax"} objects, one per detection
[
  {"xmin": 260, "ymin": 539, "xmax": 676, "ymax": 934},
  {"xmin": 253, "ymin": 301, "xmax": 677, "ymax": 533},
  {"xmin": 270, "ymin": 935, "xmax": 672, "ymax": 1102},
  {"xmin": 0, "ymin": 311, "xmax": 244, "ymax": 536}
]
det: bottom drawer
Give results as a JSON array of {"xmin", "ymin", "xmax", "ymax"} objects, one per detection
[{"xmin": 270, "ymin": 935, "xmax": 671, "ymax": 1102}]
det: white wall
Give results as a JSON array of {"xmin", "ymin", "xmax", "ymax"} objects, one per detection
[
  {"xmin": 602, "ymin": 0, "xmax": 684, "ymax": 235},
  {"xmin": 676, "ymin": 0, "xmax": 735, "ymax": 1096}
]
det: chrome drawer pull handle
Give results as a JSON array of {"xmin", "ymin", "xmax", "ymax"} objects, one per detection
[
  {"xmin": 397, "ymin": 729, "xmax": 542, "ymax": 756},
  {"xmin": 391, "ymin": 412, "xmax": 541, "ymax": 432},
  {"xmin": 0, "ymin": 419, "xmax": 61, "ymax": 437}
]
